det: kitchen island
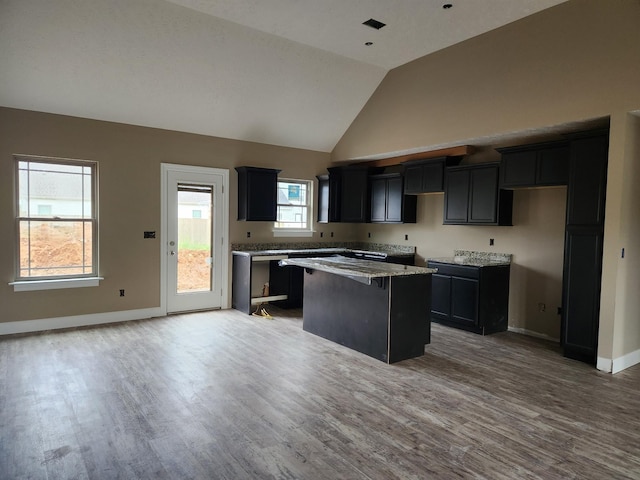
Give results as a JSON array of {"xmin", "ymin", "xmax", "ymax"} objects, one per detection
[{"xmin": 279, "ymin": 256, "xmax": 436, "ymax": 364}]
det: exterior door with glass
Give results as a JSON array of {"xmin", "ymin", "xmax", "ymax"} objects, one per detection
[{"xmin": 163, "ymin": 164, "xmax": 228, "ymax": 313}]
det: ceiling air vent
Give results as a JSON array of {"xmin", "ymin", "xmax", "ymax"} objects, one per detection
[{"xmin": 362, "ymin": 18, "xmax": 386, "ymax": 30}]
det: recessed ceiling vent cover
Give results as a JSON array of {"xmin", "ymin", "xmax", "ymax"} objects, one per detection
[{"xmin": 363, "ymin": 18, "xmax": 386, "ymax": 30}]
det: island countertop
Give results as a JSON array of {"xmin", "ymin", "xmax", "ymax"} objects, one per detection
[{"xmin": 279, "ymin": 256, "xmax": 436, "ymax": 282}]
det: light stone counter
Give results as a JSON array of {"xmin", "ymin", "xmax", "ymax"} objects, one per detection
[
  {"xmin": 279, "ymin": 256, "xmax": 435, "ymax": 285},
  {"xmin": 428, "ymin": 250, "xmax": 512, "ymax": 267}
]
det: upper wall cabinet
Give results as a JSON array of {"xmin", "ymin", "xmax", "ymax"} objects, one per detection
[
  {"xmin": 497, "ymin": 141, "xmax": 570, "ymax": 188},
  {"xmin": 235, "ymin": 166, "xmax": 281, "ymax": 221},
  {"xmin": 403, "ymin": 156, "xmax": 462, "ymax": 194},
  {"xmin": 316, "ymin": 174, "xmax": 330, "ymax": 224},
  {"xmin": 443, "ymin": 163, "xmax": 513, "ymax": 226},
  {"xmin": 370, "ymin": 173, "xmax": 417, "ymax": 224},
  {"xmin": 326, "ymin": 165, "xmax": 382, "ymax": 223}
]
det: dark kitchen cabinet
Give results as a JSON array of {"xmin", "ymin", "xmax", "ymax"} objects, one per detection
[
  {"xmin": 403, "ymin": 156, "xmax": 462, "ymax": 194},
  {"xmin": 341, "ymin": 166, "xmax": 371, "ymax": 223},
  {"xmin": 497, "ymin": 141, "xmax": 570, "ymax": 188},
  {"xmin": 235, "ymin": 166, "xmax": 281, "ymax": 221},
  {"xmin": 328, "ymin": 169, "xmax": 342, "ymax": 223},
  {"xmin": 428, "ymin": 261, "xmax": 510, "ymax": 335},
  {"xmin": 562, "ymin": 132, "xmax": 609, "ymax": 364},
  {"xmin": 403, "ymin": 157, "xmax": 443, "ymax": 193},
  {"xmin": 443, "ymin": 164, "xmax": 513, "ymax": 225},
  {"xmin": 326, "ymin": 165, "xmax": 381, "ymax": 223},
  {"xmin": 370, "ymin": 173, "xmax": 417, "ymax": 223},
  {"xmin": 316, "ymin": 174, "xmax": 329, "ymax": 223}
]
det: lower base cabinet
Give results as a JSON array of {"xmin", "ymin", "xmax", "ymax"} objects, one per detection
[{"xmin": 427, "ymin": 261, "xmax": 510, "ymax": 335}]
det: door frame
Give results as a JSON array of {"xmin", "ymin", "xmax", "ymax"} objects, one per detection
[{"xmin": 160, "ymin": 163, "xmax": 230, "ymax": 314}]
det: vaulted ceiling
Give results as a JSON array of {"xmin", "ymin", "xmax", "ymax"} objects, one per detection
[{"xmin": 0, "ymin": 0, "xmax": 567, "ymax": 153}]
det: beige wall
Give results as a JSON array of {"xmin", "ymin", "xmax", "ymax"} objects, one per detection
[
  {"xmin": 0, "ymin": 107, "xmax": 359, "ymax": 323},
  {"xmin": 332, "ymin": 0, "xmax": 640, "ymax": 364},
  {"xmin": 611, "ymin": 112, "xmax": 640, "ymax": 362}
]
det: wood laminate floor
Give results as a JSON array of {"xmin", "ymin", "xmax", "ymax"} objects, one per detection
[{"xmin": 1, "ymin": 308, "xmax": 639, "ymax": 479}]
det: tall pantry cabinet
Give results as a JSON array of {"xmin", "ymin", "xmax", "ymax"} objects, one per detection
[{"xmin": 562, "ymin": 132, "xmax": 609, "ymax": 364}]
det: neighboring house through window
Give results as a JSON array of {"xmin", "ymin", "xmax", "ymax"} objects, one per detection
[
  {"xmin": 274, "ymin": 179, "xmax": 312, "ymax": 236},
  {"xmin": 13, "ymin": 155, "xmax": 98, "ymax": 288}
]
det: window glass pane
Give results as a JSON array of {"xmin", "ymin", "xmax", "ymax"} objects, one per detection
[
  {"xmin": 18, "ymin": 169, "xmax": 29, "ymax": 217},
  {"xmin": 277, "ymin": 181, "xmax": 308, "ymax": 206},
  {"xmin": 19, "ymin": 220, "xmax": 94, "ymax": 278},
  {"xmin": 18, "ymin": 160, "xmax": 93, "ymax": 219},
  {"xmin": 16, "ymin": 157, "xmax": 97, "ymax": 280},
  {"xmin": 275, "ymin": 180, "xmax": 311, "ymax": 229},
  {"xmin": 177, "ymin": 186, "xmax": 213, "ymax": 293},
  {"xmin": 37, "ymin": 205, "xmax": 52, "ymax": 216},
  {"xmin": 275, "ymin": 205, "xmax": 308, "ymax": 229},
  {"xmin": 83, "ymin": 172, "xmax": 93, "ymax": 218}
]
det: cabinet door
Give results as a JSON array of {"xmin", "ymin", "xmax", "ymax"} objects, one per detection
[
  {"xmin": 341, "ymin": 169, "xmax": 369, "ymax": 223},
  {"xmin": 328, "ymin": 172, "xmax": 342, "ymax": 223},
  {"xmin": 468, "ymin": 167, "xmax": 498, "ymax": 223},
  {"xmin": 537, "ymin": 145, "xmax": 569, "ymax": 185},
  {"xmin": 316, "ymin": 176, "xmax": 329, "ymax": 223},
  {"xmin": 236, "ymin": 167, "xmax": 279, "ymax": 221},
  {"xmin": 431, "ymin": 274, "xmax": 451, "ymax": 320},
  {"xmin": 404, "ymin": 164, "xmax": 424, "ymax": 194},
  {"xmin": 566, "ymin": 135, "xmax": 608, "ymax": 226},
  {"xmin": 501, "ymin": 151, "xmax": 536, "ymax": 187},
  {"xmin": 444, "ymin": 169, "xmax": 469, "ymax": 223},
  {"xmin": 370, "ymin": 177, "xmax": 387, "ymax": 222},
  {"xmin": 562, "ymin": 228, "xmax": 603, "ymax": 363},
  {"xmin": 422, "ymin": 162, "xmax": 445, "ymax": 192},
  {"xmin": 451, "ymin": 276, "xmax": 479, "ymax": 326},
  {"xmin": 385, "ymin": 176, "xmax": 404, "ymax": 222}
]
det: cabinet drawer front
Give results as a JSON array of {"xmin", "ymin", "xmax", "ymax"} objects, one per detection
[{"xmin": 428, "ymin": 262, "xmax": 479, "ymax": 279}]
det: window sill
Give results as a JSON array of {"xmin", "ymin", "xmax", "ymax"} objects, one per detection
[
  {"xmin": 272, "ymin": 229, "xmax": 314, "ymax": 238},
  {"xmin": 9, "ymin": 277, "xmax": 104, "ymax": 292}
]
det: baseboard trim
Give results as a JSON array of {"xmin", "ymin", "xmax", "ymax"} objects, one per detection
[
  {"xmin": 596, "ymin": 357, "xmax": 612, "ymax": 373},
  {"xmin": 0, "ymin": 307, "xmax": 165, "ymax": 336},
  {"xmin": 612, "ymin": 348, "xmax": 640, "ymax": 374},
  {"xmin": 508, "ymin": 326, "xmax": 560, "ymax": 343}
]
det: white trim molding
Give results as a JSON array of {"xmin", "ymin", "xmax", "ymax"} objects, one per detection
[
  {"xmin": 612, "ymin": 349, "xmax": 640, "ymax": 374},
  {"xmin": 596, "ymin": 357, "xmax": 613, "ymax": 373},
  {"xmin": 597, "ymin": 349, "xmax": 640, "ymax": 374},
  {"xmin": 0, "ymin": 307, "xmax": 164, "ymax": 336},
  {"xmin": 10, "ymin": 277, "xmax": 103, "ymax": 292}
]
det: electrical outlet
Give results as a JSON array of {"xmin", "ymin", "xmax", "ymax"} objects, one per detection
[
  {"xmin": 247, "ymin": 231, "xmax": 251, "ymax": 238},
  {"xmin": 331, "ymin": 232, "xmax": 334, "ymax": 238},
  {"xmin": 405, "ymin": 234, "xmax": 409, "ymax": 241},
  {"xmin": 368, "ymin": 232, "xmax": 371, "ymax": 238},
  {"xmin": 120, "ymin": 289, "xmax": 125, "ymax": 297},
  {"xmin": 320, "ymin": 232, "xmax": 324, "ymax": 238},
  {"xmin": 489, "ymin": 238, "xmax": 494, "ymax": 246},
  {"xmin": 144, "ymin": 231, "xmax": 156, "ymax": 239},
  {"xmin": 538, "ymin": 302, "xmax": 546, "ymax": 312}
]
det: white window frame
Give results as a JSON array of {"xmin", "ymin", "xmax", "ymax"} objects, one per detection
[
  {"xmin": 273, "ymin": 178, "xmax": 313, "ymax": 237},
  {"xmin": 9, "ymin": 155, "xmax": 102, "ymax": 292}
]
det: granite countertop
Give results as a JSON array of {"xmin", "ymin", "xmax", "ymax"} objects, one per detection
[
  {"xmin": 428, "ymin": 250, "xmax": 512, "ymax": 267},
  {"xmin": 279, "ymin": 256, "xmax": 436, "ymax": 284},
  {"xmin": 233, "ymin": 247, "xmax": 346, "ymax": 257},
  {"xmin": 231, "ymin": 242, "xmax": 415, "ymax": 258}
]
